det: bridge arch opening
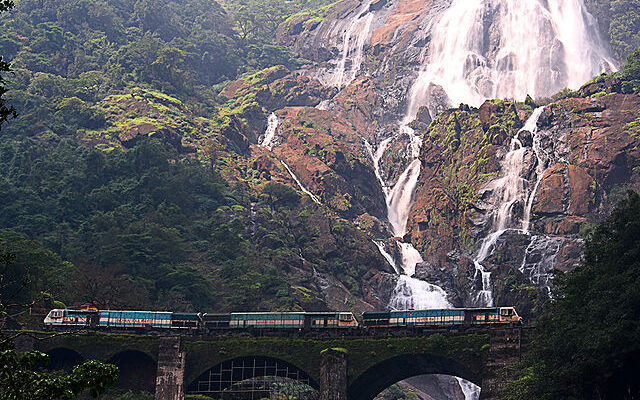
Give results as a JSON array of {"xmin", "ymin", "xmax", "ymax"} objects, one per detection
[
  {"xmin": 187, "ymin": 355, "xmax": 318, "ymax": 398},
  {"xmin": 45, "ymin": 347, "xmax": 84, "ymax": 371},
  {"xmin": 349, "ymin": 353, "xmax": 481, "ymax": 400},
  {"xmin": 107, "ymin": 350, "xmax": 156, "ymax": 392}
]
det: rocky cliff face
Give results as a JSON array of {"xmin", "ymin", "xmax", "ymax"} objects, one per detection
[
  {"xmin": 405, "ymin": 84, "xmax": 640, "ymax": 314},
  {"xmin": 268, "ymin": 0, "xmax": 636, "ymax": 315},
  {"xmin": 80, "ymin": 0, "xmax": 639, "ymax": 315}
]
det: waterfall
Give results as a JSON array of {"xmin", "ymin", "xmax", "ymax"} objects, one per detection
[
  {"xmin": 373, "ymin": 240, "xmax": 399, "ymax": 274},
  {"xmin": 361, "ymin": 0, "xmax": 612, "ymax": 310},
  {"xmin": 322, "ymin": 0, "xmax": 375, "ymax": 89},
  {"xmin": 260, "ymin": 113, "xmax": 279, "ymax": 150},
  {"xmin": 281, "ymin": 161, "xmax": 322, "ymax": 205},
  {"xmin": 387, "ymin": 158, "xmax": 422, "ymax": 238},
  {"xmin": 405, "ymin": 0, "xmax": 616, "ymax": 121},
  {"xmin": 470, "ymin": 108, "xmax": 545, "ymax": 306},
  {"xmin": 368, "ymin": 123, "xmax": 452, "ymax": 309},
  {"xmin": 457, "ymin": 378, "xmax": 481, "ymax": 400},
  {"xmin": 520, "ymin": 235, "xmax": 563, "ymax": 292},
  {"xmin": 389, "ymin": 275, "xmax": 451, "ymax": 310},
  {"xmin": 368, "ymin": 126, "xmax": 452, "ymax": 309}
]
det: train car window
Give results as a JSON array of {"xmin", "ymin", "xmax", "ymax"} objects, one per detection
[{"xmin": 339, "ymin": 313, "xmax": 353, "ymax": 321}]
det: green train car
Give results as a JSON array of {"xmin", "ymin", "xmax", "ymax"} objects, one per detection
[{"xmin": 211, "ymin": 312, "xmax": 358, "ymax": 329}]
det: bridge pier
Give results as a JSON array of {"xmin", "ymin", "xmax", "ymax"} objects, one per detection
[
  {"xmin": 480, "ymin": 327, "xmax": 530, "ymax": 400},
  {"xmin": 320, "ymin": 348, "xmax": 349, "ymax": 400},
  {"xmin": 155, "ymin": 336, "xmax": 185, "ymax": 400}
]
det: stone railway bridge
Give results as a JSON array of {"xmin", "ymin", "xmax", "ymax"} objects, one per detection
[{"xmin": 16, "ymin": 327, "xmax": 532, "ymax": 400}]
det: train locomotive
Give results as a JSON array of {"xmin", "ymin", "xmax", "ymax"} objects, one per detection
[{"xmin": 44, "ymin": 307, "xmax": 521, "ymax": 332}]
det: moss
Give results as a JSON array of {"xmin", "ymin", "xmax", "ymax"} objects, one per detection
[
  {"xmin": 321, "ymin": 347, "xmax": 348, "ymax": 354},
  {"xmin": 590, "ymin": 91, "xmax": 608, "ymax": 98}
]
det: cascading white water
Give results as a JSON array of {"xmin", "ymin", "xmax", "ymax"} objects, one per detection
[
  {"xmin": 323, "ymin": 0, "xmax": 375, "ymax": 89},
  {"xmin": 457, "ymin": 378, "xmax": 481, "ymax": 400},
  {"xmin": 260, "ymin": 113, "xmax": 279, "ymax": 150},
  {"xmin": 363, "ymin": 0, "xmax": 613, "ymax": 311},
  {"xmin": 387, "ymin": 158, "xmax": 422, "ymax": 238},
  {"xmin": 406, "ymin": 0, "xmax": 616, "ymax": 121},
  {"xmin": 367, "ymin": 124, "xmax": 452, "ymax": 309},
  {"xmin": 470, "ymin": 108, "xmax": 545, "ymax": 306},
  {"xmin": 389, "ymin": 275, "xmax": 451, "ymax": 310},
  {"xmin": 281, "ymin": 160, "xmax": 322, "ymax": 205},
  {"xmin": 373, "ymin": 240, "xmax": 399, "ymax": 274}
]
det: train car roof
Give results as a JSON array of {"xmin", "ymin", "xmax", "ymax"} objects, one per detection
[
  {"xmin": 98, "ymin": 310, "xmax": 173, "ymax": 314},
  {"xmin": 230, "ymin": 311, "xmax": 310, "ymax": 314},
  {"xmin": 363, "ymin": 307, "xmax": 503, "ymax": 314}
]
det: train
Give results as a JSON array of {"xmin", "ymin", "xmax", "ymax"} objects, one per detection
[{"xmin": 44, "ymin": 307, "xmax": 521, "ymax": 332}]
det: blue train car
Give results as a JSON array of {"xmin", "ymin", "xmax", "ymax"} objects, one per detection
[
  {"xmin": 363, "ymin": 309, "xmax": 465, "ymax": 327},
  {"xmin": 99, "ymin": 310, "xmax": 172, "ymax": 329},
  {"xmin": 304, "ymin": 312, "xmax": 358, "ymax": 329},
  {"xmin": 362, "ymin": 307, "xmax": 521, "ymax": 327}
]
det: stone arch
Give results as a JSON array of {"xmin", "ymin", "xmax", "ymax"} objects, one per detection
[
  {"xmin": 348, "ymin": 353, "xmax": 481, "ymax": 400},
  {"xmin": 186, "ymin": 355, "xmax": 318, "ymax": 395},
  {"xmin": 107, "ymin": 350, "xmax": 157, "ymax": 392},
  {"xmin": 45, "ymin": 347, "xmax": 84, "ymax": 371}
]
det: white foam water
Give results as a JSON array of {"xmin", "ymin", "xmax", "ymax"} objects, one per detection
[
  {"xmin": 324, "ymin": 0, "xmax": 375, "ymax": 89},
  {"xmin": 260, "ymin": 112, "xmax": 279, "ymax": 150},
  {"xmin": 389, "ymin": 275, "xmax": 452, "ymax": 310},
  {"xmin": 405, "ymin": 0, "xmax": 616, "ymax": 121},
  {"xmin": 373, "ymin": 240, "xmax": 399, "ymax": 274},
  {"xmin": 457, "ymin": 377, "xmax": 481, "ymax": 400}
]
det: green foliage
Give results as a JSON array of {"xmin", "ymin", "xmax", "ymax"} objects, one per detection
[
  {"xmin": 0, "ymin": 0, "xmax": 331, "ymax": 140},
  {"xmin": 585, "ymin": 0, "xmax": 640, "ymax": 60},
  {"xmin": 0, "ymin": 0, "xmax": 17, "ymax": 129},
  {"xmin": 501, "ymin": 191, "xmax": 640, "ymax": 400},
  {"xmin": 0, "ymin": 349, "xmax": 118, "ymax": 399},
  {"xmin": 0, "ymin": 231, "xmax": 72, "ymax": 312},
  {"xmin": 262, "ymin": 182, "xmax": 301, "ymax": 209},
  {"xmin": 616, "ymin": 47, "xmax": 640, "ymax": 94}
]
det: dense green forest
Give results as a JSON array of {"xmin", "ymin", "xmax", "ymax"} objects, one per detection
[
  {"xmin": 502, "ymin": 191, "xmax": 640, "ymax": 400},
  {"xmin": 0, "ymin": 0, "xmax": 373, "ymax": 314},
  {"xmin": 0, "ymin": 0, "xmax": 334, "ymax": 138}
]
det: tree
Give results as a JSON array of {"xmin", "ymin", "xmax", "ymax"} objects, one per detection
[
  {"xmin": 0, "ymin": 240, "xmax": 118, "ymax": 399},
  {"xmin": 0, "ymin": 350, "xmax": 118, "ymax": 399},
  {"xmin": 0, "ymin": 0, "xmax": 17, "ymax": 129},
  {"xmin": 502, "ymin": 191, "xmax": 640, "ymax": 400}
]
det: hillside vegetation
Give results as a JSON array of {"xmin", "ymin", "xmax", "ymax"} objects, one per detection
[{"xmin": 0, "ymin": 0, "xmax": 386, "ymax": 315}]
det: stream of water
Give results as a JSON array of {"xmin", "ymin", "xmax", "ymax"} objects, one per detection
[
  {"xmin": 259, "ymin": 114, "xmax": 322, "ymax": 205},
  {"xmin": 323, "ymin": 0, "xmax": 375, "ymax": 89}
]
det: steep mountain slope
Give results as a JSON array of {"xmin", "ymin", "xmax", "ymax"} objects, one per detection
[
  {"xmin": 273, "ymin": 0, "xmax": 640, "ymax": 316},
  {"xmin": 1, "ymin": 0, "xmax": 640, "ymax": 319}
]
